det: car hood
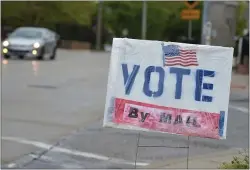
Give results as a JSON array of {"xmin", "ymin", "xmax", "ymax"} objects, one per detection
[{"xmin": 7, "ymin": 37, "xmax": 43, "ymax": 46}]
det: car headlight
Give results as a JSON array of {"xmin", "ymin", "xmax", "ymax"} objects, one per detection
[
  {"xmin": 33, "ymin": 42, "xmax": 40, "ymax": 48},
  {"xmin": 2, "ymin": 41, "xmax": 9, "ymax": 47}
]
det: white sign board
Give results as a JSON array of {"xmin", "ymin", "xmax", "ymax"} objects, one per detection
[{"xmin": 103, "ymin": 38, "xmax": 233, "ymax": 139}]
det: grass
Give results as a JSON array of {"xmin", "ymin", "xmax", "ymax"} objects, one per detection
[{"xmin": 219, "ymin": 149, "xmax": 249, "ymax": 169}]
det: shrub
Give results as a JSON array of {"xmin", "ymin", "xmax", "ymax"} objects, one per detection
[{"xmin": 219, "ymin": 150, "xmax": 249, "ymax": 169}]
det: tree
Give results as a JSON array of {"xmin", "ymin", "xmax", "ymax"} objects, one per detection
[
  {"xmin": 101, "ymin": 1, "xmax": 201, "ymax": 42},
  {"xmin": 163, "ymin": 1, "xmax": 203, "ymax": 43},
  {"xmin": 59, "ymin": 1, "xmax": 97, "ymax": 26},
  {"xmin": 1, "ymin": 1, "xmax": 97, "ymax": 27},
  {"xmin": 235, "ymin": 1, "xmax": 248, "ymax": 37}
]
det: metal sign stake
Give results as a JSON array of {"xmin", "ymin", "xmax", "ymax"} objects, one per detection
[
  {"xmin": 187, "ymin": 136, "xmax": 190, "ymax": 169},
  {"xmin": 134, "ymin": 133, "xmax": 141, "ymax": 169},
  {"xmin": 134, "ymin": 133, "xmax": 191, "ymax": 169},
  {"xmin": 188, "ymin": 20, "xmax": 192, "ymax": 40}
]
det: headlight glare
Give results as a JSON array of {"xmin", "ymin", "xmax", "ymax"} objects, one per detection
[
  {"xmin": 32, "ymin": 50, "xmax": 37, "ymax": 55},
  {"xmin": 2, "ymin": 41, "xmax": 9, "ymax": 47},
  {"xmin": 3, "ymin": 48, "xmax": 8, "ymax": 54},
  {"xmin": 33, "ymin": 42, "xmax": 40, "ymax": 48}
]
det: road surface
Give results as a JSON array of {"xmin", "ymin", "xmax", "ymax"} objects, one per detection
[{"xmin": 1, "ymin": 49, "xmax": 249, "ymax": 168}]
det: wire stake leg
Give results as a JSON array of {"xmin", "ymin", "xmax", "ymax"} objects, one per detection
[
  {"xmin": 134, "ymin": 133, "xmax": 141, "ymax": 169},
  {"xmin": 187, "ymin": 136, "xmax": 190, "ymax": 169}
]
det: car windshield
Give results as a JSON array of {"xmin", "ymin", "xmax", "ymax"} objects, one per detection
[{"xmin": 9, "ymin": 29, "xmax": 43, "ymax": 39}]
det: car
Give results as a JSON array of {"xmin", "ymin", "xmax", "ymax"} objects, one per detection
[{"xmin": 2, "ymin": 27, "xmax": 59, "ymax": 60}]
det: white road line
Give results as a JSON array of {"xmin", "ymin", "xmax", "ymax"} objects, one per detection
[
  {"xmin": 229, "ymin": 105, "xmax": 249, "ymax": 114},
  {"xmin": 7, "ymin": 163, "xmax": 16, "ymax": 168},
  {"xmin": 2, "ymin": 136, "xmax": 149, "ymax": 167},
  {"xmin": 29, "ymin": 153, "xmax": 83, "ymax": 168}
]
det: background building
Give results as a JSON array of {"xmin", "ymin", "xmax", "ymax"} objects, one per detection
[{"xmin": 204, "ymin": 1, "xmax": 249, "ymax": 47}]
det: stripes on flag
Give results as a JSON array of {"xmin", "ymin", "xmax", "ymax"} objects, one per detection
[{"xmin": 162, "ymin": 44, "xmax": 199, "ymax": 67}]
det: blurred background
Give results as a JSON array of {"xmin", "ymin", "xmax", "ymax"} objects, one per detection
[
  {"xmin": 1, "ymin": 1, "xmax": 249, "ymax": 168},
  {"xmin": 1, "ymin": 1, "xmax": 249, "ymax": 49}
]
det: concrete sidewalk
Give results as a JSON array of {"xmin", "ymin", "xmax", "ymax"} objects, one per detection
[
  {"xmin": 145, "ymin": 148, "xmax": 248, "ymax": 169},
  {"xmin": 231, "ymin": 73, "xmax": 248, "ymax": 89},
  {"xmin": 230, "ymin": 73, "xmax": 249, "ymax": 101}
]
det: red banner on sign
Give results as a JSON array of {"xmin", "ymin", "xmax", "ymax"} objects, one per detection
[{"xmin": 113, "ymin": 98, "xmax": 221, "ymax": 139}]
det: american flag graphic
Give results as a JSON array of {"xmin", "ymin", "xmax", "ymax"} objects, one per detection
[{"xmin": 162, "ymin": 44, "xmax": 198, "ymax": 67}]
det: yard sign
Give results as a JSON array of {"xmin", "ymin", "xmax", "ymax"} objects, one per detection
[{"xmin": 103, "ymin": 38, "xmax": 233, "ymax": 139}]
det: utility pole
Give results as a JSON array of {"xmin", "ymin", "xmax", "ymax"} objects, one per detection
[
  {"xmin": 141, "ymin": 0, "xmax": 147, "ymax": 39},
  {"xmin": 201, "ymin": 1, "xmax": 209, "ymax": 44},
  {"xmin": 96, "ymin": 1, "xmax": 103, "ymax": 50},
  {"xmin": 188, "ymin": 20, "xmax": 192, "ymax": 40},
  {"xmin": 204, "ymin": 21, "xmax": 212, "ymax": 45}
]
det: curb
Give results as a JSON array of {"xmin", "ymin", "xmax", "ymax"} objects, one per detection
[
  {"xmin": 2, "ymin": 153, "xmax": 38, "ymax": 169},
  {"xmin": 230, "ymin": 84, "xmax": 247, "ymax": 89},
  {"xmin": 145, "ymin": 148, "xmax": 244, "ymax": 168},
  {"xmin": 1, "ymin": 115, "xmax": 104, "ymax": 169},
  {"xmin": 58, "ymin": 48, "xmax": 91, "ymax": 52},
  {"xmin": 90, "ymin": 50, "xmax": 111, "ymax": 53}
]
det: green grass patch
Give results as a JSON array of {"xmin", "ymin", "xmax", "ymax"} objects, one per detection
[{"xmin": 219, "ymin": 150, "xmax": 249, "ymax": 169}]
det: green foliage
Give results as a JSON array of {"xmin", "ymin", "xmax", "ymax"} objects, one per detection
[
  {"xmin": 163, "ymin": 2, "xmax": 203, "ymax": 42},
  {"xmin": 219, "ymin": 150, "xmax": 249, "ymax": 169},
  {"xmin": 1, "ymin": 1, "xmax": 97, "ymax": 27},
  {"xmin": 102, "ymin": 1, "xmax": 142, "ymax": 39},
  {"xmin": 2, "ymin": 1, "xmax": 203, "ymax": 42},
  {"xmin": 102, "ymin": 1, "xmax": 202, "ymax": 42},
  {"xmin": 102, "ymin": 1, "xmax": 181, "ymax": 39},
  {"xmin": 59, "ymin": 2, "xmax": 97, "ymax": 25},
  {"xmin": 145, "ymin": 1, "xmax": 182, "ymax": 41},
  {"xmin": 236, "ymin": 1, "xmax": 248, "ymax": 36}
]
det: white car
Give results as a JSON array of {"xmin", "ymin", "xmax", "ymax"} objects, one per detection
[{"xmin": 2, "ymin": 27, "xmax": 59, "ymax": 60}]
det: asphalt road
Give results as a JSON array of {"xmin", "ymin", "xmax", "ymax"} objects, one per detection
[{"xmin": 1, "ymin": 50, "xmax": 249, "ymax": 168}]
